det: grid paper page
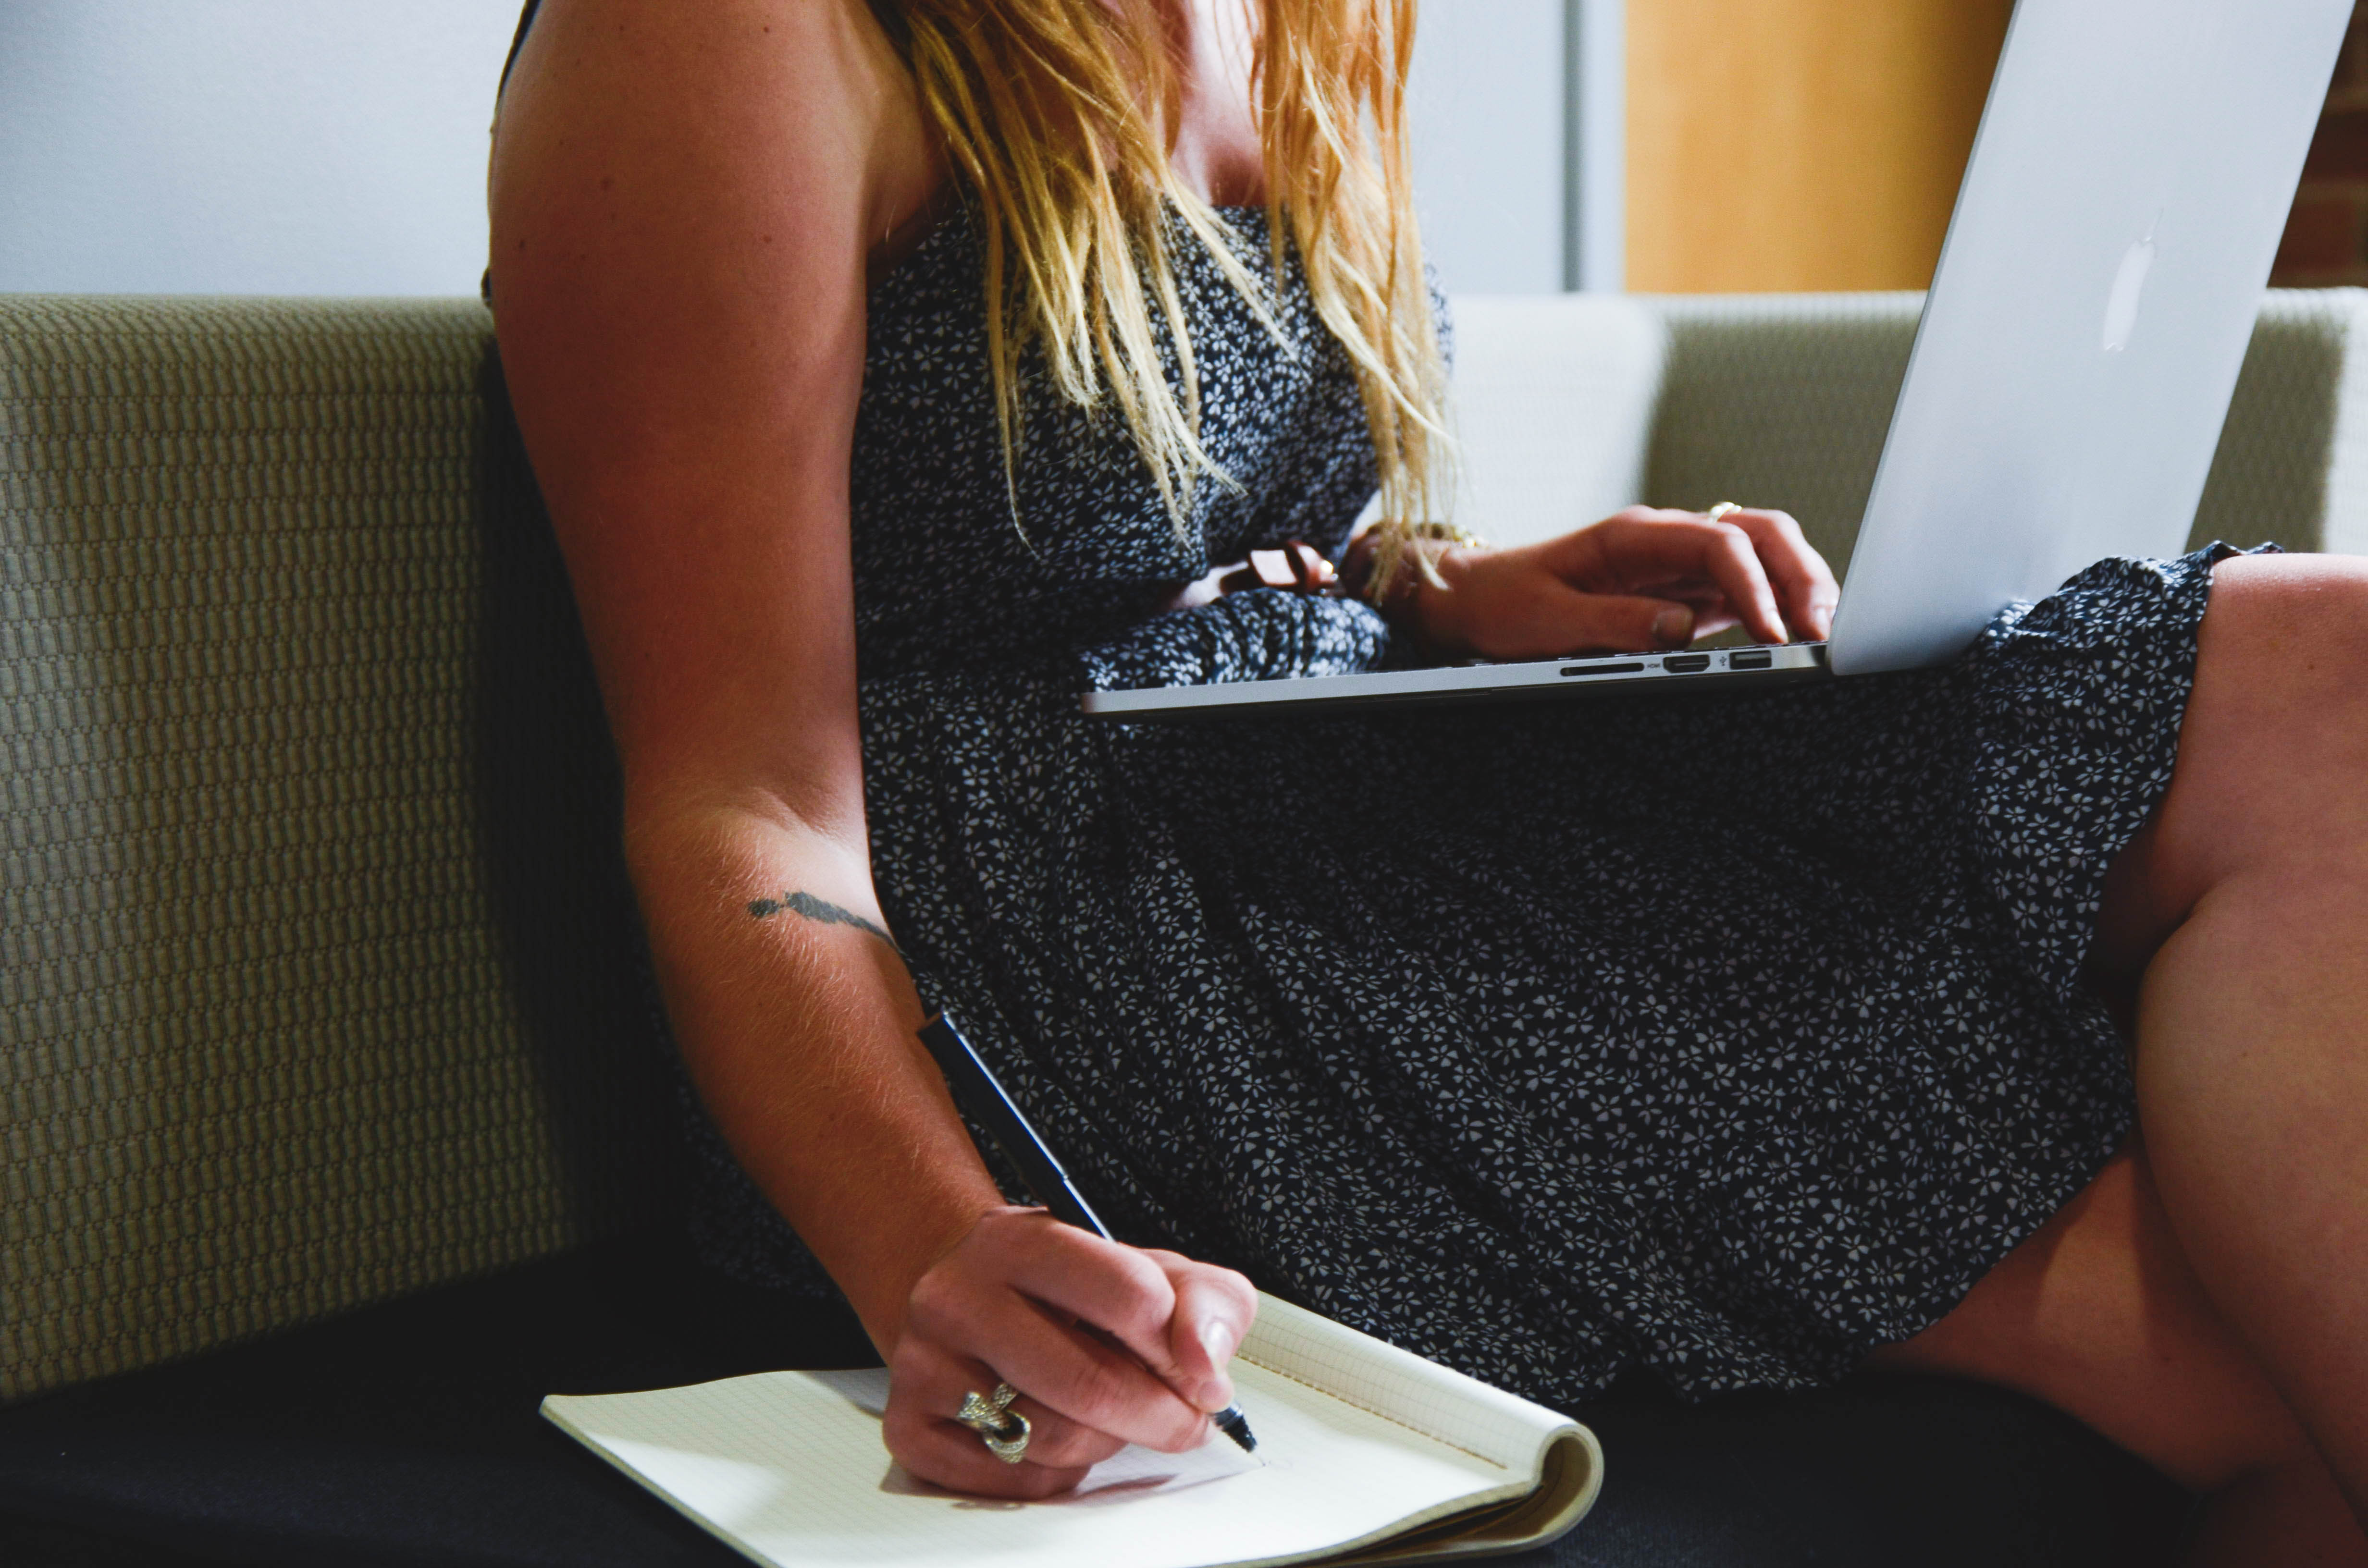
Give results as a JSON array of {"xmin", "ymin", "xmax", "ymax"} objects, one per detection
[{"xmin": 544, "ymin": 1348, "xmax": 1550, "ymax": 1568}]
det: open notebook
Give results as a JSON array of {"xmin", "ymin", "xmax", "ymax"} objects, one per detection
[{"xmin": 543, "ymin": 1293, "xmax": 1603, "ymax": 1568}]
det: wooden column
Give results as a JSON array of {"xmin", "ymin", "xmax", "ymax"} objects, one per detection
[
  {"xmin": 1627, "ymin": 0, "xmax": 2013, "ymax": 293},
  {"xmin": 2276, "ymin": 2, "xmax": 2368, "ymax": 284}
]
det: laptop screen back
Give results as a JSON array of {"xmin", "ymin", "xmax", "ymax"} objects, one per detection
[{"xmin": 1828, "ymin": 0, "xmax": 2351, "ymax": 676}]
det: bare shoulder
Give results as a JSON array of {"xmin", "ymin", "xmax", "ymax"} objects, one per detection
[
  {"xmin": 486, "ymin": 0, "xmax": 934, "ymax": 810},
  {"xmin": 491, "ymin": 0, "xmax": 939, "ymax": 301}
]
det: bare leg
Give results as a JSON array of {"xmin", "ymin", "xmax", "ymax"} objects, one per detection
[
  {"xmin": 2186, "ymin": 1461, "xmax": 2365, "ymax": 1568},
  {"xmin": 1871, "ymin": 553, "xmax": 2368, "ymax": 1560},
  {"xmin": 1868, "ymin": 1147, "xmax": 2366, "ymax": 1562},
  {"xmin": 2106, "ymin": 554, "xmax": 2368, "ymax": 1513}
]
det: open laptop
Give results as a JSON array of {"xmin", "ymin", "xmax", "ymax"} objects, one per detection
[{"xmin": 1084, "ymin": 0, "xmax": 2351, "ymax": 722}]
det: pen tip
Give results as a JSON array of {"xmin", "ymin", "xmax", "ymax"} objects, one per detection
[{"xmin": 1214, "ymin": 1404, "xmax": 1257, "ymax": 1453}]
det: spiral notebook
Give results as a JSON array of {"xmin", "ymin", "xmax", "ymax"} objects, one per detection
[{"xmin": 543, "ymin": 1293, "xmax": 1603, "ymax": 1568}]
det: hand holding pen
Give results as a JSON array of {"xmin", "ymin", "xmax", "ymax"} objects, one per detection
[{"xmin": 900, "ymin": 1016, "xmax": 1258, "ymax": 1488}]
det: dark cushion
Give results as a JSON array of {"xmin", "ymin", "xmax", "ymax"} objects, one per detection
[{"xmin": 0, "ymin": 1238, "xmax": 2188, "ymax": 1567}]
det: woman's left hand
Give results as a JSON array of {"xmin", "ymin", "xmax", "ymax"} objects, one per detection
[{"xmin": 1395, "ymin": 505, "xmax": 1840, "ymax": 662}]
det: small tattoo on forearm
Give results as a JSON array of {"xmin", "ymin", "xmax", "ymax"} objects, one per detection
[{"xmin": 748, "ymin": 890, "xmax": 899, "ymax": 950}]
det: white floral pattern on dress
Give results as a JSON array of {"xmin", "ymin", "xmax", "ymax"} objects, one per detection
[{"xmin": 678, "ymin": 203, "xmax": 2241, "ymax": 1409}]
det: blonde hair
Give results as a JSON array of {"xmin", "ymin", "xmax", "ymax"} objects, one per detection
[{"xmin": 886, "ymin": 0, "xmax": 1452, "ymax": 593}]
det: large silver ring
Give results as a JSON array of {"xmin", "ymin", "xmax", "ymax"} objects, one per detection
[{"xmin": 955, "ymin": 1382, "xmax": 1032, "ymax": 1465}]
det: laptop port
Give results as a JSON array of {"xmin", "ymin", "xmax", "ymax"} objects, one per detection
[
  {"xmin": 1559, "ymin": 662, "xmax": 1647, "ymax": 678},
  {"xmin": 1728, "ymin": 650, "xmax": 1773, "ymax": 670},
  {"xmin": 1663, "ymin": 654, "xmax": 1711, "ymax": 674}
]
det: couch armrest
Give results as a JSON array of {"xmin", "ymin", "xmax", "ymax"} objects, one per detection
[{"xmin": 1638, "ymin": 288, "xmax": 2368, "ymax": 580}]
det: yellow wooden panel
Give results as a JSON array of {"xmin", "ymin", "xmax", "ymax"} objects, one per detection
[{"xmin": 1628, "ymin": 0, "xmax": 2013, "ymax": 293}]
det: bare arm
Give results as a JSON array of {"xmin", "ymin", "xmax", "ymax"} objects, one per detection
[
  {"xmin": 489, "ymin": 0, "xmax": 1249, "ymax": 1496},
  {"xmin": 491, "ymin": 0, "xmax": 979, "ymax": 1343}
]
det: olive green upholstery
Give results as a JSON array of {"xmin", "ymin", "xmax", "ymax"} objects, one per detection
[
  {"xmin": 1642, "ymin": 289, "xmax": 2368, "ymax": 579},
  {"xmin": 6, "ymin": 287, "xmax": 2367, "ymax": 1406},
  {"xmin": 1, "ymin": 296, "xmax": 673, "ymax": 1404},
  {"xmin": 1454, "ymin": 288, "xmax": 2368, "ymax": 577}
]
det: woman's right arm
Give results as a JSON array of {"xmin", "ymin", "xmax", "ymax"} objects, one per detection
[{"xmin": 487, "ymin": 0, "xmax": 1252, "ymax": 1497}]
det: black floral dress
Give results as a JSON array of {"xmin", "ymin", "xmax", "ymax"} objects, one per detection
[{"xmin": 681, "ymin": 204, "xmax": 2233, "ymax": 1411}]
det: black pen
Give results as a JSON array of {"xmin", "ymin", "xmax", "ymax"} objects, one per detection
[{"xmin": 917, "ymin": 1013, "xmax": 1257, "ymax": 1454}]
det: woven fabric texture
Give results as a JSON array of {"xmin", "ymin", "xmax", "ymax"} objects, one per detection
[
  {"xmin": 1643, "ymin": 289, "xmax": 2368, "ymax": 577},
  {"xmin": 1, "ymin": 296, "xmax": 673, "ymax": 1403},
  {"xmin": 2197, "ymin": 289, "xmax": 2368, "ymax": 554},
  {"xmin": 6, "ymin": 288, "xmax": 2364, "ymax": 1406}
]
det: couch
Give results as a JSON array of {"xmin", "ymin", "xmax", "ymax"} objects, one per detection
[{"xmin": 7, "ymin": 287, "xmax": 2368, "ymax": 1566}]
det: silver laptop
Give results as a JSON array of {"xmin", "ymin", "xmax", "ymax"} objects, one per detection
[{"xmin": 1085, "ymin": 0, "xmax": 2350, "ymax": 723}]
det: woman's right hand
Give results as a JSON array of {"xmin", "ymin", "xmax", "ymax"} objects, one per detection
[{"xmin": 883, "ymin": 1206, "xmax": 1258, "ymax": 1498}]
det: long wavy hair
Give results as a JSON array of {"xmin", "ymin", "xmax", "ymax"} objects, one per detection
[{"xmin": 880, "ymin": 0, "xmax": 1452, "ymax": 590}]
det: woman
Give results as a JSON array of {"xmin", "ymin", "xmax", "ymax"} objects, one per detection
[{"xmin": 486, "ymin": 0, "xmax": 2368, "ymax": 1555}]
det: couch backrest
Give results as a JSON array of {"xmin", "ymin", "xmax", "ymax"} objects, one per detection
[
  {"xmin": 0, "ymin": 296, "xmax": 675, "ymax": 1404},
  {"xmin": 10, "ymin": 284, "xmax": 2368, "ymax": 1405},
  {"xmin": 1450, "ymin": 288, "xmax": 2368, "ymax": 575},
  {"xmin": 1445, "ymin": 294, "xmax": 1668, "ymax": 549}
]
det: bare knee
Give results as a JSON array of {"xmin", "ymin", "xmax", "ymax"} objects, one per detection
[
  {"xmin": 1866, "ymin": 1150, "xmax": 2315, "ymax": 1491},
  {"xmin": 2186, "ymin": 555, "xmax": 2368, "ymax": 801},
  {"xmin": 2205, "ymin": 551, "xmax": 2368, "ymax": 633},
  {"xmin": 2187, "ymin": 1458, "xmax": 2368, "ymax": 1568},
  {"xmin": 2099, "ymin": 555, "xmax": 2368, "ymax": 958}
]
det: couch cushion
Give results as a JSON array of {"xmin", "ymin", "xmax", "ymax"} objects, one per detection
[
  {"xmin": 0, "ymin": 1238, "xmax": 870, "ymax": 1568},
  {"xmin": 0, "ymin": 1238, "xmax": 2186, "ymax": 1568}
]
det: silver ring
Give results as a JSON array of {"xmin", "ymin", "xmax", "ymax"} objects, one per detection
[
  {"xmin": 1706, "ymin": 502, "xmax": 1743, "ymax": 524},
  {"xmin": 955, "ymin": 1382, "xmax": 1032, "ymax": 1465}
]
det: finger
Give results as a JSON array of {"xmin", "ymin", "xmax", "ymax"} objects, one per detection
[
  {"xmin": 910, "ymin": 1251, "xmax": 1210, "ymax": 1452},
  {"xmin": 1454, "ymin": 569, "xmax": 1699, "ymax": 660},
  {"xmin": 992, "ymin": 1220, "xmax": 1180, "ymax": 1360},
  {"xmin": 1665, "ymin": 515, "xmax": 1787, "ymax": 644},
  {"xmin": 1566, "ymin": 516, "xmax": 1787, "ymax": 645},
  {"xmin": 888, "ymin": 1413, "xmax": 1096, "ymax": 1499},
  {"xmin": 1722, "ymin": 509, "xmax": 1838, "ymax": 639},
  {"xmin": 1654, "ymin": 589, "xmax": 1741, "ymax": 643},
  {"xmin": 999, "ymin": 1391, "xmax": 1129, "ymax": 1470},
  {"xmin": 1545, "ymin": 587, "xmax": 1698, "ymax": 654},
  {"xmin": 995, "ymin": 1227, "xmax": 1227, "ymax": 1436},
  {"xmin": 885, "ymin": 1342, "xmax": 1125, "ymax": 1488},
  {"xmin": 950, "ymin": 1295, "xmax": 1205, "ymax": 1451},
  {"xmin": 1144, "ymin": 1253, "xmax": 1258, "ymax": 1412}
]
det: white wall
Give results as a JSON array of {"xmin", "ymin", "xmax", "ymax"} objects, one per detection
[
  {"xmin": 1408, "ymin": 0, "xmax": 1566, "ymax": 297},
  {"xmin": 0, "ymin": 0, "xmax": 1608, "ymax": 299},
  {"xmin": 0, "ymin": 0, "xmax": 519, "ymax": 296}
]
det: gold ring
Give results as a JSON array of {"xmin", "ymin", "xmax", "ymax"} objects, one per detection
[{"xmin": 1706, "ymin": 502, "xmax": 1743, "ymax": 524}]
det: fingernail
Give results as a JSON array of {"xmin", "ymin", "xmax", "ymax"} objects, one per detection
[
  {"xmin": 1198, "ymin": 1321, "xmax": 1237, "ymax": 1409},
  {"xmin": 1653, "ymin": 608, "xmax": 1691, "ymax": 646}
]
